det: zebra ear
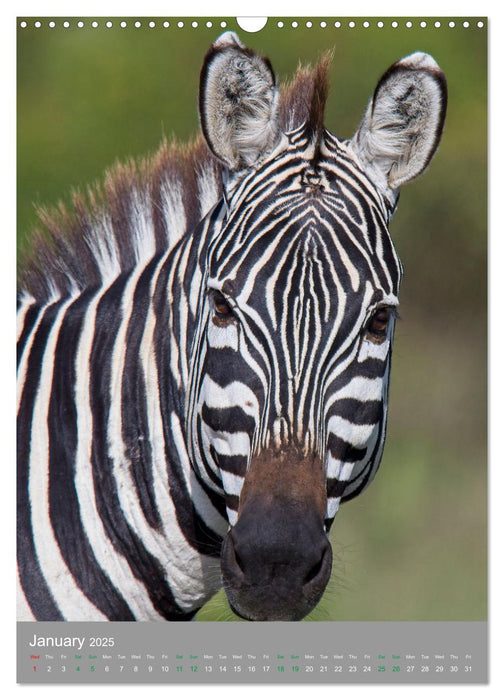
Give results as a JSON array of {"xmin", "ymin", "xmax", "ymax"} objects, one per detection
[
  {"xmin": 351, "ymin": 52, "xmax": 447, "ymax": 196},
  {"xmin": 199, "ymin": 32, "xmax": 281, "ymax": 171}
]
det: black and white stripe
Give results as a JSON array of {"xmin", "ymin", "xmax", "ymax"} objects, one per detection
[
  {"xmin": 186, "ymin": 129, "xmax": 401, "ymax": 526},
  {"xmin": 17, "ymin": 32, "xmax": 446, "ymax": 620}
]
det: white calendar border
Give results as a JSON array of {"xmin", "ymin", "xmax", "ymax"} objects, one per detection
[{"xmin": 3, "ymin": 1, "xmax": 501, "ymax": 698}]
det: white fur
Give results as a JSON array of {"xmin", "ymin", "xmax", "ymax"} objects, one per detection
[
  {"xmin": 16, "ymin": 565, "xmax": 35, "ymax": 621},
  {"xmin": 105, "ymin": 260, "xmax": 218, "ymax": 612},
  {"xmin": 358, "ymin": 335, "xmax": 393, "ymax": 362},
  {"xmin": 85, "ymin": 212, "xmax": 121, "ymax": 284},
  {"xmin": 17, "ymin": 303, "xmax": 47, "ymax": 410},
  {"xmin": 170, "ymin": 412, "xmax": 228, "ymax": 537},
  {"xmin": 197, "ymin": 164, "xmax": 220, "ymax": 219},
  {"xmin": 74, "ymin": 281, "xmax": 164, "ymax": 620},
  {"xmin": 16, "ymin": 293, "xmax": 35, "ymax": 342},
  {"xmin": 200, "ymin": 35, "xmax": 281, "ymax": 170},
  {"xmin": 201, "ymin": 376, "xmax": 260, "ymax": 419},
  {"xmin": 329, "ymin": 376, "xmax": 385, "ymax": 403},
  {"xmin": 351, "ymin": 52, "xmax": 446, "ymax": 203},
  {"xmin": 29, "ymin": 294, "xmax": 107, "ymax": 620},
  {"xmin": 207, "ymin": 316, "xmax": 240, "ymax": 352},
  {"xmin": 326, "ymin": 496, "xmax": 341, "ymax": 521},
  {"xmin": 159, "ymin": 178, "xmax": 187, "ymax": 249},
  {"xmin": 204, "ymin": 426, "xmax": 251, "ymax": 457},
  {"xmin": 130, "ymin": 187, "xmax": 157, "ymax": 262},
  {"xmin": 327, "ymin": 415, "xmax": 376, "ymax": 450}
]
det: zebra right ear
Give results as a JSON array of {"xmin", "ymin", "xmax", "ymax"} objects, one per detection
[
  {"xmin": 351, "ymin": 52, "xmax": 447, "ymax": 198},
  {"xmin": 199, "ymin": 32, "xmax": 281, "ymax": 172}
]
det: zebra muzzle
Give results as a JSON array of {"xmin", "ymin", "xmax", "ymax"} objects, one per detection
[{"xmin": 220, "ymin": 448, "xmax": 332, "ymax": 621}]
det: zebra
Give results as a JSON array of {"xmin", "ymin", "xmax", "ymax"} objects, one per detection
[{"xmin": 17, "ymin": 32, "xmax": 447, "ymax": 622}]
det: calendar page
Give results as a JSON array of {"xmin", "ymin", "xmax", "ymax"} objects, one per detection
[{"xmin": 16, "ymin": 15, "xmax": 487, "ymax": 684}]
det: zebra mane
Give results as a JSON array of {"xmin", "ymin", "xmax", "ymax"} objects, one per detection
[
  {"xmin": 279, "ymin": 51, "xmax": 331, "ymax": 163},
  {"xmin": 18, "ymin": 56, "xmax": 331, "ymax": 302}
]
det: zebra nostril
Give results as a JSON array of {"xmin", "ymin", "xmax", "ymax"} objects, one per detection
[
  {"xmin": 221, "ymin": 531, "xmax": 246, "ymax": 582},
  {"xmin": 304, "ymin": 557, "xmax": 324, "ymax": 585},
  {"xmin": 303, "ymin": 543, "xmax": 332, "ymax": 588},
  {"xmin": 233, "ymin": 545, "xmax": 245, "ymax": 574}
]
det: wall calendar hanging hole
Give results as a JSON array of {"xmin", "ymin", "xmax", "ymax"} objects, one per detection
[{"xmin": 236, "ymin": 17, "xmax": 268, "ymax": 33}]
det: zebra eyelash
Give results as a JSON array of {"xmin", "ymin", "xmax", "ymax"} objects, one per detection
[
  {"xmin": 366, "ymin": 304, "xmax": 400, "ymax": 322},
  {"xmin": 209, "ymin": 289, "xmax": 236, "ymax": 324},
  {"xmin": 364, "ymin": 304, "xmax": 400, "ymax": 341}
]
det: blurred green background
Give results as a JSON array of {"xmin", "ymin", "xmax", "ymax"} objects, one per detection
[{"xmin": 17, "ymin": 17, "xmax": 487, "ymax": 621}]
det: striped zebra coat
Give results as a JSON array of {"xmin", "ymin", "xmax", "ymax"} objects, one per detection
[{"xmin": 17, "ymin": 33, "xmax": 447, "ymax": 621}]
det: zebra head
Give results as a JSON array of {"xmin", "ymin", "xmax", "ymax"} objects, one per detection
[{"xmin": 188, "ymin": 33, "xmax": 447, "ymax": 621}]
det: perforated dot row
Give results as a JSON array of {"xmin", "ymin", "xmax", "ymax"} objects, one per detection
[
  {"xmin": 18, "ymin": 19, "xmax": 229, "ymax": 29},
  {"xmin": 276, "ymin": 19, "xmax": 485, "ymax": 29},
  {"xmin": 18, "ymin": 18, "xmax": 486, "ymax": 30}
]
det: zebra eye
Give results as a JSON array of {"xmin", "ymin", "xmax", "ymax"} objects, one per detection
[
  {"xmin": 367, "ymin": 307, "xmax": 392, "ymax": 339},
  {"xmin": 212, "ymin": 292, "xmax": 233, "ymax": 319}
]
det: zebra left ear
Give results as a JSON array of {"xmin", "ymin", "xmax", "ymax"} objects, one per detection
[
  {"xmin": 351, "ymin": 52, "xmax": 447, "ymax": 196},
  {"xmin": 199, "ymin": 32, "xmax": 281, "ymax": 171}
]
